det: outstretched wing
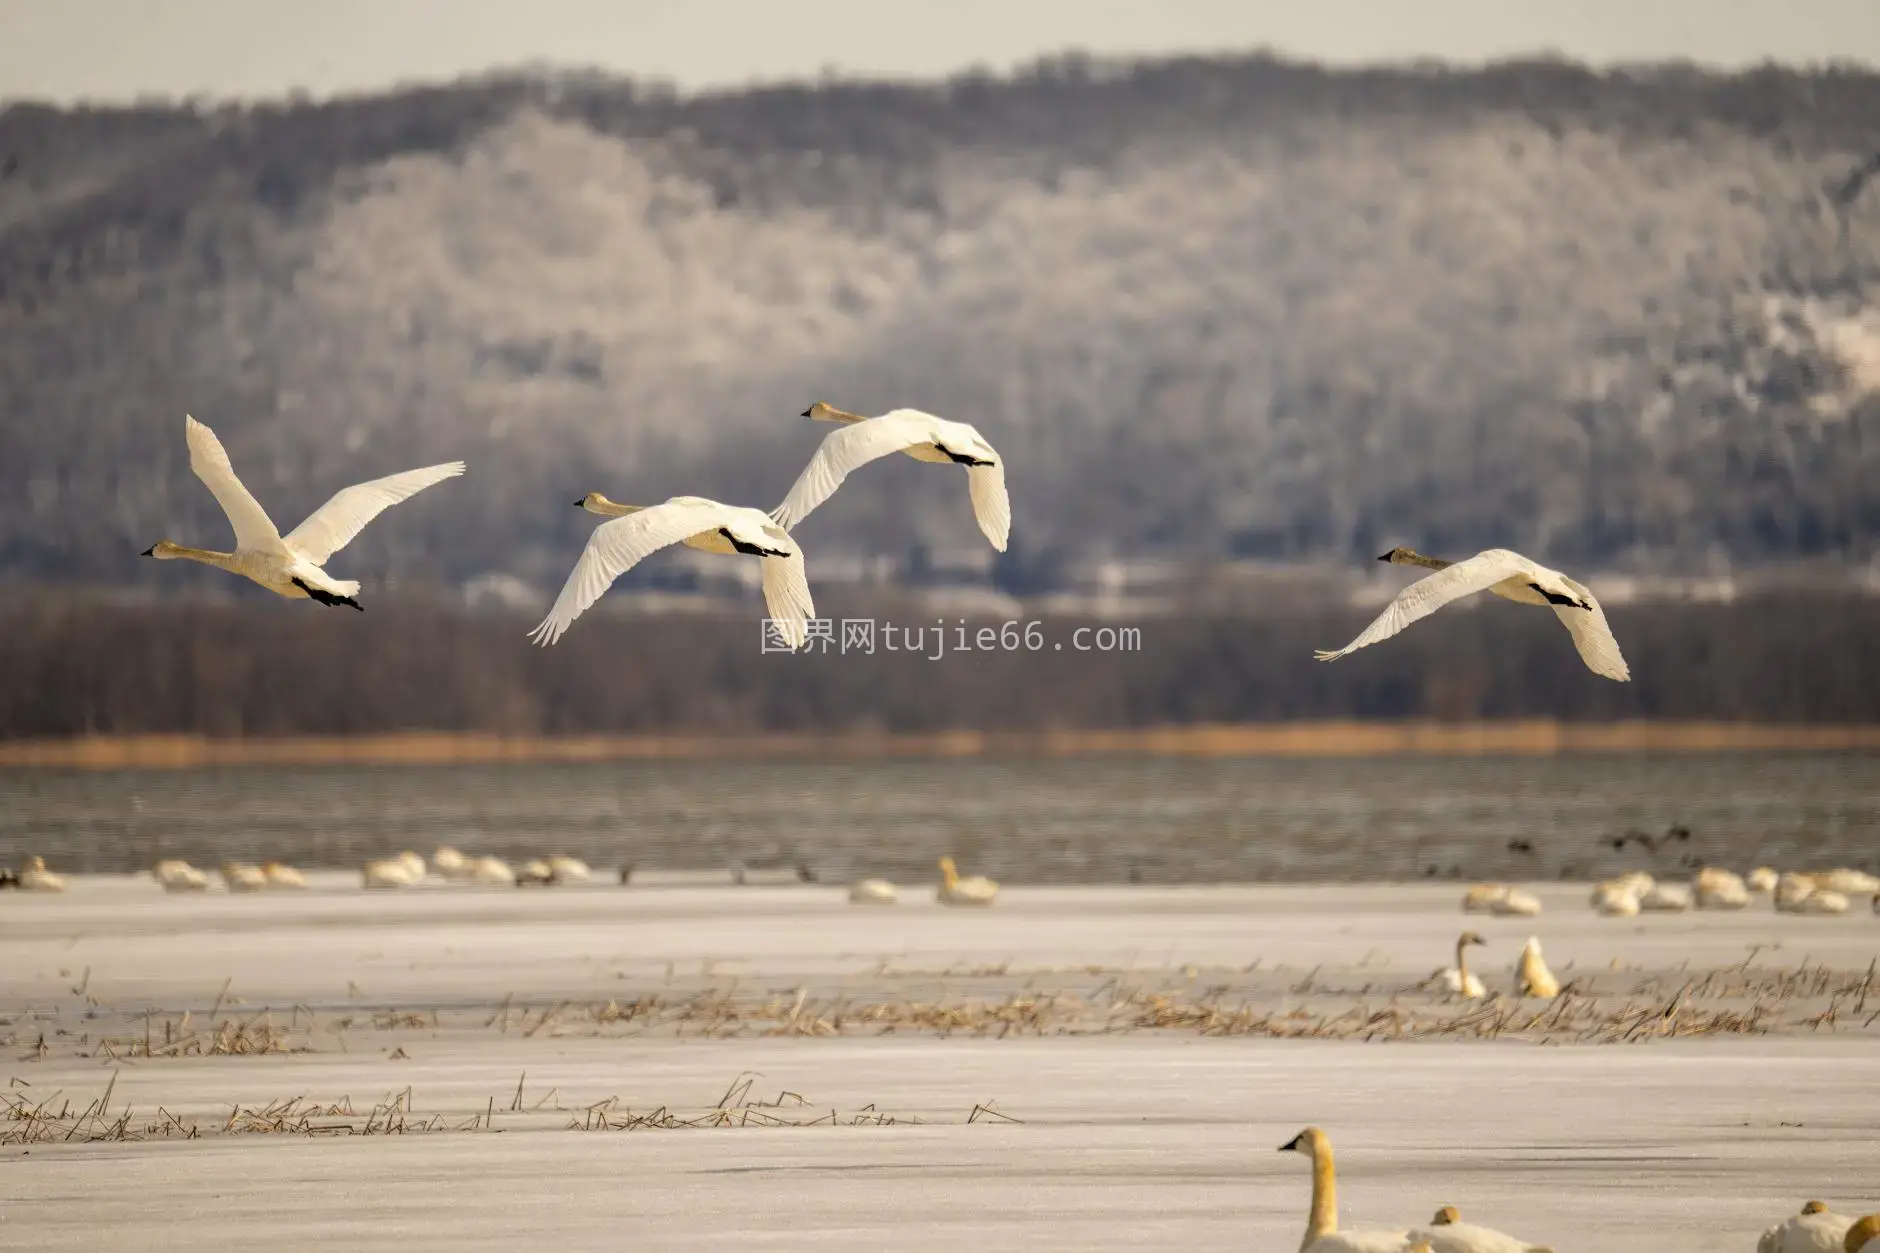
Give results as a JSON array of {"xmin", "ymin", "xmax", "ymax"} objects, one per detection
[
  {"xmin": 284, "ymin": 462, "xmax": 466, "ymax": 566},
  {"xmin": 966, "ymin": 460, "xmax": 1011, "ymax": 552},
  {"xmin": 528, "ymin": 498, "xmax": 729, "ymax": 647},
  {"xmin": 184, "ymin": 415, "xmax": 287, "ymax": 555},
  {"xmin": 759, "ymin": 543, "xmax": 816, "ymax": 651},
  {"xmin": 769, "ymin": 411, "xmax": 935, "ymax": 530},
  {"xmin": 1551, "ymin": 577, "xmax": 1630, "ymax": 682},
  {"xmin": 1315, "ymin": 549, "xmax": 1532, "ymax": 663}
]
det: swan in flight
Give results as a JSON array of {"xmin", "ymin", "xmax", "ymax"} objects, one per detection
[
  {"xmin": 1316, "ymin": 547, "xmax": 1629, "ymax": 681},
  {"xmin": 1278, "ymin": 1127, "xmax": 1411, "ymax": 1252},
  {"xmin": 140, "ymin": 415, "xmax": 464, "ymax": 610},
  {"xmin": 1439, "ymin": 931, "xmax": 1488, "ymax": 999},
  {"xmin": 530, "ymin": 495, "xmax": 815, "ymax": 649},
  {"xmin": 771, "ymin": 403, "xmax": 1010, "ymax": 551},
  {"xmin": 1759, "ymin": 1201, "xmax": 1860, "ymax": 1252}
]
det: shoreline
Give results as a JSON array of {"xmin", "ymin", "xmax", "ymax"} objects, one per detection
[{"xmin": 3, "ymin": 720, "xmax": 1879, "ymax": 769}]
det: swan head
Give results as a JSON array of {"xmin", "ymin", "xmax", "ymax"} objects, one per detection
[
  {"xmin": 1459, "ymin": 930, "xmax": 1487, "ymax": 947},
  {"xmin": 25, "ymin": 855, "xmax": 46, "ymax": 871},
  {"xmin": 937, "ymin": 855, "xmax": 957, "ymax": 874},
  {"xmin": 1277, "ymin": 1126, "xmax": 1328, "ymax": 1158},
  {"xmin": 1430, "ymin": 1205, "xmax": 1460, "ymax": 1225},
  {"xmin": 1803, "ymin": 1201, "xmax": 1831, "ymax": 1215},
  {"xmin": 801, "ymin": 402, "xmax": 833, "ymax": 420},
  {"xmin": 1376, "ymin": 546, "xmax": 1424, "ymax": 564},
  {"xmin": 141, "ymin": 540, "xmax": 184, "ymax": 559}
]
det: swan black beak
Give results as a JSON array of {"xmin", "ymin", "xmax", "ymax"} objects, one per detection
[
  {"xmin": 799, "ymin": 407, "xmax": 813, "ymax": 418},
  {"xmin": 1278, "ymin": 1134, "xmax": 1303, "ymax": 1153},
  {"xmin": 1375, "ymin": 552, "xmax": 1392, "ymax": 562},
  {"xmin": 139, "ymin": 546, "xmax": 155, "ymax": 557},
  {"xmin": 571, "ymin": 498, "xmax": 585, "ymax": 507}
]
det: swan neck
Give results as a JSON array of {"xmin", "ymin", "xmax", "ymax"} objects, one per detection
[
  {"xmin": 587, "ymin": 496, "xmax": 642, "ymax": 518},
  {"xmin": 1304, "ymin": 1143, "xmax": 1337, "ymax": 1246},
  {"xmin": 1456, "ymin": 937, "xmax": 1471, "ymax": 985},
  {"xmin": 821, "ymin": 405, "xmax": 869, "ymax": 424},
  {"xmin": 1401, "ymin": 549, "xmax": 1450, "ymax": 570},
  {"xmin": 162, "ymin": 544, "xmax": 238, "ymax": 571},
  {"xmin": 940, "ymin": 861, "xmax": 959, "ymax": 890}
]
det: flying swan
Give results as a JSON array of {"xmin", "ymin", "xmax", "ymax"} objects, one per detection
[
  {"xmin": 1315, "ymin": 547, "xmax": 1629, "ymax": 681},
  {"xmin": 140, "ymin": 415, "xmax": 464, "ymax": 610},
  {"xmin": 530, "ymin": 495, "xmax": 815, "ymax": 649},
  {"xmin": 770, "ymin": 404, "xmax": 1010, "ymax": 551}
]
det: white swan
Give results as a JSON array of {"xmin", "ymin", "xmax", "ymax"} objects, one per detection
[
  {"xmin": 1795, "ymin": 889, "xmax": 1851, "ymax": 915},
  {"xmin": 1461, "ymin": 883, "xmax": 1509, "ymax": 913},
  {"xmin": 433, "ymin": 846, "xmax": 470, "ymax": 880},
  {"xmin": 1414, "ymin": 1206, "xmax": 1556, "ymax": 1253},
  {"xmin": 152, "ymin": 859, "xmax": 210, "ymax": 892},
  {"xmin": 530, "ymin": 494, "xmax": 815, "ymax": 649},
  {"xmin": 1815, "ymin": 868, "xmax": 1880, "ymax": 895},
  {"xmin": 546, "ymin": 855, "xmax": 590, "ymax": 883},
  {"xmin": 19, "ymin": 856, "xmax": 68, "ymax": 892},
  {"xmin": 1489, "ymin": 887, "xmax": 1542, "ymax": 917},
  {"xmin": 1759, "ymin": 1201, "xmax": 1858, "ymax": 1252},
  {"xmin": 937, "ymin": 855, "xmax": 998, "ymax": 906},
  {"xmin": 1589, "ymin": 881, "xmax": 1641, "ymax": 916},
  {"xmin": 1694, "ymin": 867, "xmax": 1751, "ymax": 909},
  {"xmin": 1775, "ymin": 873, "xmax": 1819, "ymax": 912},
  {"xmin": 1747, "ymin": 866, "xmax": 1780, "ymax": 893},
  {"xmin": 848, "ymin": 877, "xmax": 898, "ymax": 905},
  {"xmin": 518, "ymin": 859, "xmax": 557, "ymax": 886},
  {"xmin": 1315, "ymin": 547, "xmax": 1629, "ymax": 681},
  {"xmin": 771, "ymin": 403, "xmax": 1010, "ymax": 551},
  {"xmin": 220, "ymin": 862, "xmax": 269, "ymax": 893},
  {"xmin": 262, "ymin": 861, "xmax": 307, "ymax": 889},
  {"xmin": 140, "ymin": 415, "xmax": 463, "ymax": 610},
  {"xmin": 1439, "ymin": 931, "xmax": 1488, "ymax": 999},
  {"xmin": 1516, "ymin": 936, "xmax": 1561, "ymax": 998},
  {"xmin": 1843, "ymin": 1215, "xmax": 1879, "ymax": 1252},
  {"xmin": 1278, "ymin": 1127, "xmax": 1412, "ymax": 1252},
  {"xmin": 1638, "ymin": 882, "xmax": 1693, "ymax": 912},
  {"xmin": 362, "ymin": 857, "xmax": 417, "ymax": 889},
  {"xmin": 466, "ymin": 855, "xmax": 516, "ymax": 886}
]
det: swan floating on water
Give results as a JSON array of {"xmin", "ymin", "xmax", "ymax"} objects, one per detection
[
  {"xmin": 937, "ymin": 855, "xmax": 998, "ymax": 906},
  {"xmin": 771, "ymin": 403, "xmax": 1010, "ymax": 551},
  {"xmin": 1439, "ymin": 931, "xmax": 1487, "ymax": 999},
  {"xmin": 1759, "ymin": 1200, "xmax": 1859, "ymax": 1252},
  {"xmin": 530, "ymin": 494, "xmax": 815, "ymax": 649},
  {"xmin": 848, "ymin": 878, "xmax": 898, "ymax": 905},
  {"xmin": 1278, "ymin": 1127, "xmax": 1412, "ymax": 1252},
  {"xmin": 1314, "ymin": 547, "xmax": 1629, "ymax": 681},
  {"xmin": 1515, "ymin": 936, "xmax": 1561, "ymax": 999},
  {"xmin": 141, "ymin": 415, "xmax": 463, "ymax": 610}
]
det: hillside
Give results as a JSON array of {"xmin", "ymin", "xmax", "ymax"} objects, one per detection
[{"xmin": 3, "ymin": 54, "xmax": 1880, "ymax": 598}]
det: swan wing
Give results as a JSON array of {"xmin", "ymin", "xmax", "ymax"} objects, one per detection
[
  {"xmin": 1415, "ymin": 1222, "xmax": 1544, "ymax": 1252},
  {"xmin": 967, "ymin": 459, "xmax": 1012, "ymax": 551},
  {"xmin": 1306, "ymin": 1229, "xmax": 1415, "ymax": 1252},
  {"xmin": 758, "ymin": 543, "xmax": 816, "ymax": 652},
  {"xmin": 770, "ymin": 410, "xmax": 936, "ymax": 529},
  {"xmin": 1549, "ymin": 576, "xmax": 1630, "ymax": 682},
  {"xmin": 184, "ymin": 415, "xmax": 288, "ymax": 555},
  {"xmin": 528, "ymin": 497, "xmax": 734, "ymax": 647},
  {"xmin": 284, "ymin": 462, "xmax": 466, "ymax": 565},
  {"xmin": 1315, "ymin": 548, "xmax": 1532, "ymax": 663}
]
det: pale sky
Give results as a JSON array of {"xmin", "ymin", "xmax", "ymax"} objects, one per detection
[{"xmin": 1, "ymin": 0, "xmax": 1877, "ymax": 105}]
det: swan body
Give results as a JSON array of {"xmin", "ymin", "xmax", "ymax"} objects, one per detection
[
  {"xmin": 262, "ymin": 862, "xmax": 307, "ymax": 889},
  {"xmin": 220, "ymin": 862, "xmax": 269, "ymax": 893},
  {"xmin": 546, "ymin": 855, "xmax": 590, "ymax": 883},
  {"xmin": 772, "ymin": 403, "xmax": 1010, "ymax": 551},
  {"xmin": 466, "ymin": 855, "xmax": 516, "ymax": 886},
  {"xmin": 1747, "ymin": 866, "xmax": 1780, "ymax": 893},
  {"xmin": 1638, "ymin": 882, "xmax": 1693, "ymax": 912},
  {"xmin": 1590, "ymin": 882, "xmax": 1641, "ymax": 916},
  {"xmin": 141, "ymin": 415, "xmax": 463, "ymax": 609},
  {"xmin": 362, "ymin": 858, "xmax": 418, "ymax": 889},
  {"xmin": 1413, "ymin": 1207, "xmax": 1556, "ymax": 1253},
  {"xmin": 531, "ymin": 494, "xmax": 815, "ymax": 649},
  {"xmin": 19, "ymin": 856, "xmax": 67, "ymax": 892},
  {"xmin": 1843, "ymin": 1215, "xmax": 1880, "ymax": 1252},
  {"xmin": 1612, "ymin": 871, "xmax": 1655, "ymax": 895},
  {"xmin": 153, "ymin": 860, "xmax": 210, "ymax": 892},
  {"xmin": 1279, "ymin": 1127, "xmax": 1413, "ymax": 1252},
  {"xmin": 1461, "ymin": 883, "xmax": 1509, "ymax": 913},
  {"xmin": 1760, "ymin": 1201, "xmax": 1858, "ymax": 1252},
  {"xmin": 1317, "ymin": 547, "xmax": 1629, "ymax": 681},
  {"xmin": 1775, "ymin": 873, "xmax": 1819, "ymax": 912},
  {"xmin": 1516, "ymin": 936, "xmax": 1561, "ymax": 998},
  {"xmin": 518, "ymin": 859, "xmax": 557, "ymax": 886},
  {"xmin": 1694, "ymin": 868, "xmax": 1751, "ymax": 909},
  {"xmin": 433, "ymin": 846, "xmax": 470, "ymax": 880},
  {"xmin": 1795, "ymin": 888, "xmax": 1851, "ymax": 915},
  {"xmin": 937, "ymin": 855, "xmax": 998, "ymax": 906},
  {"xmin": 848, "ymin": 878, "xmax": 898, "ymax": 904},
  {"xmin": 1489, "ymin": 887, "xmax": 1542, "ymax": 917},
  {"xmin": 1815, "ymin": 868, "xmax": 1880, "ymax": 896},
  {"xmin": 1439, "ymin": 930, "xmax": 1488, "ymax": 999}
]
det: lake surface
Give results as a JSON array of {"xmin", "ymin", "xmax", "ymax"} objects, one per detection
[{"xmin": 3, "ymin": 752, "xmax": 1877, "ymax": 881}]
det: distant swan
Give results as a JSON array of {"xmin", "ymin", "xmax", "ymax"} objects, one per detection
[
  {"xmin": 1315, "ymin": 547, "xmax": 1629, "ymax": 681},
  {"xmin": 141, "ymin": 415, "xmax": 463, "ymax": 610},
  {"xmin": 772, "ymin": 404, "xmax": 1010, "ymax": 551},
  {"xmin": 1516, "ymin": 936, "xmax": 1561, "ymax": 999},
  {"xmin": 1815, "ymin": 868, "xmax": 1880, "ymax": 895},
  {"xmin": 937, "ymin": 855, "xmax": 998, "ymax": 906},
  {"xmin": 518, "ymin": 859, "xmax": 557, "ymax": 887},
  {"xmin": 1760, "ymin": 1201, "xmax": 1858, "ymax": 1252},
  {"xmin": 1439, "ymin": 931, "xmax": 1488, "ymax": 999},
  {"xmin": 1278, "ymin": 1127, "xmax": 1412, "ymax": 1252},
  {"xmin": 1694, "ymin": 867, "xmax": 1751, "ymax": 909},
  {"xmin": 466, "ymin": 855, "xmax": 516, "ymax": 886},
  {"xmin": 546, "ymin": 855, "xmax": 590, "ymax": 883},
  {"xmin": 530, "ymin": 494, "xmax": 815, "ymax": 649},
  {"xmin": 1775, "ymin": 873, "xmax": 1819, "ymax": 912},
  {"xmin": 1747, "ymin": 866, "xmax": 1780, "ymax": 893},
  {"xmin": 1638, "ymin": 882, "xmax": 1693, "ymax": 912},
  {"xmin": 1795, "ymin": 889, "xmax": 1851, "ymax": 915},
  {"xmin": 19, "ymin": 856, "xmax": 67, "ymax": 892},
  {"xmin": 362, "ymin": 857, "xmax": 417, "ymax": 889},
  {"xmin": 263, "ymin": 862, "xmax": 307, "ymax": 889},
  {"xmin": 849, "ymin": 878, "xmax": 898, "ymax": 905},
  {"xmin": 1589, "ymin": 881, "xmax": 1641, "ymax": 916},
  {"xmin": 152, "ymin": 859, "xmax": 210, "ymax": 892},
  {"xmin": 1489, "ymin": 887, "xmax": 1541, "ymax": 917},
  {"xmin": 220, "ymin": 862, "xmax": 268, "ymax": 893},
  {"xmin": 433, "ymin": 846, "xmax": 470, "ymax": 880},
  {"xmin": 1461, "ymin": 883, "xmax": 1509, "ymax": 913}
]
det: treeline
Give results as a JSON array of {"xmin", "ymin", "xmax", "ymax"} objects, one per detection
[{"xmin": 1, "ymin": 591, "xmax": 1876, "ymax": 740}]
